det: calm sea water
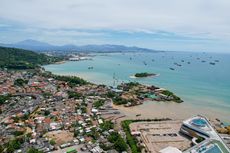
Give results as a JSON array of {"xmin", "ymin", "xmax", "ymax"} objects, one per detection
[{"xmin": 44, "ymin": 51, "xmax": 230, "ymax": 121}]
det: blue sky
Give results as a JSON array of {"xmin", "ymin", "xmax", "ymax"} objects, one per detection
[{"xmin": 0, "ymin": 0, "xmax": 230, "ymax": 52}]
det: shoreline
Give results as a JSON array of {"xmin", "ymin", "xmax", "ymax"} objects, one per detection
[
  {"xmin": 45, "ymin": 69, "xmax": 230, "ymax": 124},
  {"xmin": 43, "ymin": 57, "xmax": 230, "ymax": 124},
  {"xmin": 112, "ymin": 100, "xmax": 230, "ymax": 124},
  {"xmin": 129, "ymin": 73, "xmax": 160, "ymax": 79}
]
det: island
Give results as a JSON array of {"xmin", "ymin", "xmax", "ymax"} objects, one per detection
[{"xmin": 133, "ymin": 72, "xmax": 156, "ymax": 78}]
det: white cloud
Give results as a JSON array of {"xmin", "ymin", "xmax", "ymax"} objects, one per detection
[
  {"xmin": 0, "ymin": 0, "xmax": 230, "ymax": 51},
  {"xmin": 0, "ymin": 0, "xmax": 229, "ymax": 33}
]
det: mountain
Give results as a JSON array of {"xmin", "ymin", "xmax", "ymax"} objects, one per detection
[
  {"xmin": 0, "ymin": 46, "xmax": 61, "ymax": 69},
  {"xmin": 0, "ymin": 40, "xmax": 157, "ymax": 52},
  {"xmin": 2, "ymin": 39, "xmax": 55, "ymax": 51}
]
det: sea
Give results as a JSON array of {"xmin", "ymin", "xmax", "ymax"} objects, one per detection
[{"xmin": 44, "ymin": 51, "xmax": 230, "ymax": 123}]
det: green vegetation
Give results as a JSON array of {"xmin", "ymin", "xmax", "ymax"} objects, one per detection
[
  {"xmin": 196, "ymin": 137, "xmax": 204, "ymax": 143},
  {"xmin": 161, "ymin": 90, "xmax": 183, "ymax": 103},
  {"xmin": 106, "ymin": 91, "xmax": 129, "ymax": 105},
  {"xmin": 27, "ymin": 147, "xmax": 44, "ymax": 153},
  {"xmin": 44, "ymin": 110, "xmax": 50, "ymax": 116},
  {"xmin": 13, "ymin": 131, "xmax": 24, "ymax": 136},
  {"xmin": 49, "ymin": 139, "xmax": 56, "ymax": 145},
  {"xmin": 93, "ymin": 99, "xmax": 105, "ymax": 108},
  {"xmin": 5, "ymin": 139, "xmax": 22, "ymax": 153},
  {"xmin": 100, "ymin": 120, "xmax": 114, "ymax": 131},
  {"xmin": 106, "ymin": 91, "xmax": 116, "ymax": 98},
  {"xmin": 86, "ymin": 127, "xmax": 100, "ymax": 140},
  {"xmin": 42, "ymin": 92, "xmax": 52, "ymax": 98},
  {"xmin": 0, "ymin": 46, "xmax": 62, "ymax": 69},
  {"xmin": 122, "ymin": 120, "xmax": 141, "ymax": 153},
  {"xmin": 14, "ymin": 78, "xmax": 28, "ymax": 86},
  {"xmin": 53, "ymin": 75, "xmax": 88, "ymax": 87},
  {"xmin": 108, "ymin": 132, "xmax": 128, "ymax": 152},
  {"xmin": 134, "ymin": 72, "xmax": 155, "ymax": 78},
  {"xmin": 66, "ymin": 148, "xmax": 77, "ymax": 153},
  {"xmin": 0, "ymin": 94, "xmax": 11, "ymax": 105},
  {"xmin": 112, "ymin": 96, "xmax": 129, "ymax": 105},
  {"xmin": 68, "ymin": 91, "xmax": 82, "ymax": 99}
]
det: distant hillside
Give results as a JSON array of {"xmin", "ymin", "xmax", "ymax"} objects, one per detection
[
  {"xmin": 1, "ymin": 39, "xmax": 157, "ymax": 52},
  {"xmin": 0, "ymin": 46, "xmax": 61, "ymax": 69}
]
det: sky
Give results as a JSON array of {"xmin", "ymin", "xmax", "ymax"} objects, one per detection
[{"xmin": 0, "ymin": 0, "xmax": 230, "ymax": 52}]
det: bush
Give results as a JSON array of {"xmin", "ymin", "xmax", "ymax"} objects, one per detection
[
  {"xmin": 122, "ymin": 120, "xmax": 141, "ymax": 153},
  {"xmin": 14, "ymin": 78, "xmax": 28, "ymax": 86},
  {"xmin": 68, "ymin": 91, "xmax": 82, "ymax": 99},
  {"xmin": 50, "ymin": 139, "xmax": 56, "ymax": 145},
  {"xmin": 93, "ymin": 100, "xmax": 104, "ymax": 108},
  {"xmin": 27, "ymin": 147, "xmax": 43, "ymax": 153},
  {"xmin": 108, "ymin": 132, "xmax": 127, "ymax": 152},
  {"xmin": 0, "ymin": 94, "xmax": 11, "ymax": 105},
  {"xmin": 100, "ymin": 121, "xmax": 114, "ymax": 131},
  {"xmin": 54, "ymin": 75, "xmax": 87, "ymax": 87}
]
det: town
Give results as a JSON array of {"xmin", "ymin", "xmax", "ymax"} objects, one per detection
[{"xmin": 0, "ymin": 69, "xmax": 230, "ymax": 153}]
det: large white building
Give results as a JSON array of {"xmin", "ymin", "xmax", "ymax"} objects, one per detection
[{"xmin": 180, "ymin": 115, "xmax": 230, "ymax": 153}]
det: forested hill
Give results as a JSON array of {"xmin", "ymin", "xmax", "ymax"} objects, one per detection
[{"xmin": 0, "ymin": 46, "xmax": 61, "ymax": 69}]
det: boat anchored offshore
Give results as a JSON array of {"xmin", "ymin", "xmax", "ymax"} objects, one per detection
[{"xmin": 88, "ymin": 66, "xmax": 94, "ymax": 69}]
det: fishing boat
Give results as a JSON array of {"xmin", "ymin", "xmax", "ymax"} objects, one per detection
[
  {"xmin": 88, "ymin": 66, "xmax": 94, "ymax": 69},
  {"xmin": 209, "ymin": 62, "xmax": 215, "ymax": 65}
]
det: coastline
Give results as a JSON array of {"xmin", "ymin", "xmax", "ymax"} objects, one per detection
[
  {"xmin": 54, "ymin": 61, "xmax": 66, "ymax": 64},
  {"xmin": 43, "ymin": 52, "xmax": 230, "ymax": 125},
  {"xmin": 44, "ymin": 69, "xmax": 230, "ymax": 124},
  {"xmin": 113, "ymin": 100, "xmax": 230, "ymax": 124}
]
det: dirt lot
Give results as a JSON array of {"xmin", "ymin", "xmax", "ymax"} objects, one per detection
[
  {"xmin": 45, "ymin": 130, "xmax": 74, "ymax": 145},
  {"xmin": 129, "ymin": 120, "xmax": 191, "ymax": 153}
]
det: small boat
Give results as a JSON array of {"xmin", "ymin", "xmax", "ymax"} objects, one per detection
[
  {"xmin": 187, "ymin": 62, "xmax": 191, "ymax": 64},
  {"xmin": 209, "ymin": 62, "xmax": 215, "ymax": 65},
  {"xmin": 170, "ymin": 68, "xmax": 175, "ymax": 70},
  {"xmin": 201, "ymin": 60, "xmax": 206, "ymax": 63},
  {"xmin": 181, "ymin": 60, "xmax": 185, "ymax": 62},
  {"xmin": 136, "ymin": 114, "xmax": 141, "ymax": 117},
  {"xmin": 174, "ymin": 63, "xmax": 182, "ymax": 66},
  {"xmin": 88, "ymin": 66, "xmax": 94, "ymax": 69}
]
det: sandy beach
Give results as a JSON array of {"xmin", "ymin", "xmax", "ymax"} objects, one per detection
[{"xmin": 113, "ymin": 100, "xmax": 230, "ymax": 124}]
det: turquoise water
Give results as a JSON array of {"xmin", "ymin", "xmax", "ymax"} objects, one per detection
[
  {"xmin": 44, "ymin": 51, "xmax": 230, "ymax": 119},
  {"xmin": 192, "ymin": 118, "xmax": 207, "ymax": 127}
]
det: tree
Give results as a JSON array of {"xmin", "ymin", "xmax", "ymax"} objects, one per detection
[
  {"xmin": 0, "ymin": 94, "xmax": 10, "ymax": 105},
  {"xmin": 100, "ymin": 121, "xmax": 114, "ymax": 131},
  {"xmin": 68, "ymin": 91, "xmax": 82, "ymax": 99},
  {"xmin": 14, "ymin": 78, "xmax": 28, "ymax": 86},
  {"xmin": 108, "ymin": 132, "xmax": 127, "ymax": 152},
  {"xmin": 6, "ymin": 139, "xmax": 21, "ymax": 153},
  {"xmin": 0, "ymin": 46, "xmax": 62, "ymax": 69},
  {"xmin": 44, "ymin": 110, "xmax": 50, "ymax": 116},
  {"xmin": 50, "ymin": 139, "xmax": 56, "ymax": 145},
  {"xmin": 27, "ymin": 147, "xmax": 43, "ymax": 153},
  {"xmin": 93, "ymin": 100, "xmax": 104, "ymax": 108}
]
